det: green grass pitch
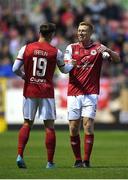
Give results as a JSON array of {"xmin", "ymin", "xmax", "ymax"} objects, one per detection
[{"xmin": 0, "ymin": 129, "xmax": 128, "ymax": 179}]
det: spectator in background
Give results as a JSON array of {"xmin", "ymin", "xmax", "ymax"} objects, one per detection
[
  {"xmin": 0, "ymin": 43, "xmax": 15, "ymax": 77},
  {"xmin": 104, "ymin": 0, "xmax": 122, "ymax": 21},
  {"xmin": 85, "ymin": 0, "xmax": 106, "ymax": 24},
  {"xmin": 9, "ymin": 27, "xmax": 21, "ymax": 58},
  {"xmin": 17, "ymin": 14, "xmax": 36, "ymax": 38},
  {"xmin": 41, "ymin": 0, "xmax": 54, "ymax": 22},
  {"xmin": 94, "ymin": 16, "xmax": 111, "ymax": 45},
  {"xmin": 122, "ymin": 42, "xmax": 128, "ymax": 76},
  {"xmin": 1, "ymin": 7, "xmax": 18, "ymax": 29},
  {"xmin": 25, "ymin": 28, "xmax": 37, "ymax": 44},
  {"xmin": 29, "ymin": 4, "xmax": 46, "ymax": 30}
]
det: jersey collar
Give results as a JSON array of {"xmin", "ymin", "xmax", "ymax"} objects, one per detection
[{"xmin": 79, "ymin": 41, "xmax": 94, "ymax": 48}]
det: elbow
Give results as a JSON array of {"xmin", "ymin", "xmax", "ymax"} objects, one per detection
[
  {"xmin": 64, "ymin": 71, "xmax": 69, "ymax": 74},
  {"xmin": 116, "ymin": 56, "xmax": 121, "ymax": 63},
  {"xmin": 112, "ymin": 54, "xmax": 121, "ymax": 63},
  {"xmin": 12, "ymin": 66, "xmax": 16, "ymax": 73},
  {"xmin": 60, "ymin": 69, "xmax": 69, "ymax": 74},
  {"xmin": 59, "ymin": 64, "xmax": 73, "ymax": 73},
  {"xmin": 12, "ymin": 65, "xmax": 18, "ymax": 74},
  {"xmin": 12, "ymin": 66, "xmax": 15, "ymax": 73},
  {"xmin": 59, "ymin": 66, "xmax": 69, "ymax": 74}
]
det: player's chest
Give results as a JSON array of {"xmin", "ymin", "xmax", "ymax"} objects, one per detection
[{"xmin": 72, "ymin": 47, "xmax": 99, "ymax": 64}]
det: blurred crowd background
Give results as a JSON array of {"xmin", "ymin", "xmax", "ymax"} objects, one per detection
[{"xmin": 0, "ymin": 0, "xmax": 128, "ymax": 125}]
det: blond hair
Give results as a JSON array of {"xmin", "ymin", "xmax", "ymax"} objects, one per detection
[{"xmin": 79, "ymin": 22, "xmax": 94, "ymax": 33}]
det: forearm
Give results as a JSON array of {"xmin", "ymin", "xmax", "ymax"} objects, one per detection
[
  {"xmin": 13, "ymin": 68, "xmax": 25, "ymax": 79},
  {"xmin": 59, "ymin": 64, "xmax": 74, "ymax": 74},
  {"xmin": 106, "ymin": 49, "xmax": 121, "ymax": 63},
  {"xmin": 12, "ymin": 60, "xmax": 25, "ymax": 79}
]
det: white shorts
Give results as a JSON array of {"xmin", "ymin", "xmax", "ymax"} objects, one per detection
[
  {"xmin": 23, "ymin": 97, "xmax": 56, "ymax": 121},
  {"xmin": 67, "ymin": 94, "xmax": 98, "ymax": 120}
]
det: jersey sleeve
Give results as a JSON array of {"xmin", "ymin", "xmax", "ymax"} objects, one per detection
[
  {"xmin": 56, "ymin": 49, "xmax": 65, "ymax": 67},
  {"xmin": 17, "ymin": 45, "xmax": 26, "ymax": 60},
  {"xmin": 64, "ymin": 44, "xmax": 72, "ymax": 63},
  {"xmin": 56, "ymin": 48, "xmax": 74, "ymax": 74},
  {"xmin": 12, "ymin": 59, "xmax": 25, "ymax": 79},
  {"xmin": 97, "ymin": 44, "xmax": 107, "ymax": 54}
]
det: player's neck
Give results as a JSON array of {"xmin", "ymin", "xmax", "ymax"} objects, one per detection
[
  {"xmin": 80, "ymin": 40, "xmax": 92, "ymax": 47},
  {"xmin": 38, "ymin": 37, "xmax": 51, "ymax": 43}
]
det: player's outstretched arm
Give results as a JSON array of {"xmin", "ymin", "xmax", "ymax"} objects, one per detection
[
  {"xmin": 105, "ymin": 48, "xmax": 121, "ymax": 63},
  {"xmin": 58, "ymin": 59, "xmax": 76, "ymax": 74},
  {"xmin": 98, "ymin": 44, "xmax": 121, "ymax": 63},
  {"xmin": 57, "ymin": 48, "xmax": 76, "ymax": 73}
]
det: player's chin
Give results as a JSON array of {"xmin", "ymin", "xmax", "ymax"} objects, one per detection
[{"xmin": 78, "ymin": 37, "xmax": 84, "ymax": 42}]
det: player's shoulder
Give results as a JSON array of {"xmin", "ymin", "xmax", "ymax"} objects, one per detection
[
  {"xmin": 50, "ymin": 44, "xmax": 58, "ymax": 51},
  {"xmin": 71, "ymin": 42, "xmax": 79, "ymax": 47},
  {"xmin": 66, "ymin": 42, "xmax": 80, "ymax": 50},
  {"xmin": 24, "ymin": 42, "xmax": 37, "ymax": 50},
  {"xmin": 27, "ymin": 41, "xmax": 57, "ymax": 50},
  {"xmin": 45, "ymin": 42, "xmax": 58, "ymax": 52},
  {"xmin": 92, "ymin": 42, "xmax": 106, "ymax": 51},
  {"xmin": 93, "ymin": 41, "xmax": 107, "ymax": 48},
  {"xmin": 96, "ymin": 41, "xmax": 108, "ymax": 49},
  {"xmin": 18, "ymin": 45, "xmax": 27, "ymax": 55},
  {"xmin": 93, "ymin": 41, "xmax": 101, "ymax": 47}
]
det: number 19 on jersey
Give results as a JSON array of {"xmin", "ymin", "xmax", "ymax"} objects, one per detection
[{"xmin": 32, "ymin": 57, "xmax": 47, "ymax": 77}]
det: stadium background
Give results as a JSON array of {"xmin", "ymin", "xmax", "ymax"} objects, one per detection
[{"xmin": 0, "ymin": 0, "xmax": 128, "ymax": 131}]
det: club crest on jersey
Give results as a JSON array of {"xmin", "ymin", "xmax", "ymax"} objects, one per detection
[{"xmin": 90, "ymin": 50, "xmax": 97, "ymax": 55}]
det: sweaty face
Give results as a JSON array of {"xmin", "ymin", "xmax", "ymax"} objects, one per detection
[{"xmin": 77, "ymin": 25, "xmax": 92, "ymax": 43}]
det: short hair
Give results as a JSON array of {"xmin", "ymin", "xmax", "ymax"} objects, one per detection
[
  {"xmin": 78, "ymin": 21, "xmax": 94, "ymax": 32},
  {"xmin": 40, "ymin": 23, "xmax": 56, "ymax": 36}
]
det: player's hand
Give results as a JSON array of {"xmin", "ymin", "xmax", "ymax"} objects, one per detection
[
  {"xmin": 71, "ymin": 59, "xmax": 77, "ymax": 67},
  {"xmin": 21, "ymin": 72, "xmax": 26, "ymax": 80}
]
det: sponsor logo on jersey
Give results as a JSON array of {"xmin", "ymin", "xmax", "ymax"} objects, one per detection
[
  {"xmin": 30, "ymin": 77, "xmax": 46, "ymax": 84},
  {"xmin": 90, "ymin": 50, "xmax": 97, "ymax": 55}
]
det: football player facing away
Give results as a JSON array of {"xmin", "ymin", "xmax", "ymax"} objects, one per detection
[
  {"xmin": 12, "ymin": 23, "xmax": 74, "ymax": 169},
  {"xmin": 64, "ymin": 21, "xmax": 120, "ymax": 168}
]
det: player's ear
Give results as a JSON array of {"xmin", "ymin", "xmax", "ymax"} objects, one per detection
[{"xmin": 49, "ymin": 32, "xmax": 55, "ymax": 39}]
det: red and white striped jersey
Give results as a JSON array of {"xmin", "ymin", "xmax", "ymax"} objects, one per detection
[
  {"xmin": 17, "ymin": 41, "xmax": 63, "ymax": 98},
  {"xmin": 64, "ymin": 42, "xmax": 106, "ymax": 96}
]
